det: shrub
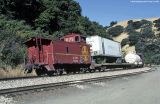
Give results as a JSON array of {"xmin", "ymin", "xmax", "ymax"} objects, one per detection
[
  {"xmin": 132, "ymin": 21, "xmax": 142, "ymax": 29},
  {"xmin": 140, "ymin": 19, "xmax": 152, "ymax": 28},
  {"xmin": 126, "ymin": 19, "xmax": 152, "ymax": 30},
  {"xmin": 121, "ymin": 38, "xmax": 129, "ymax": 47},
  {"xmin": 153, "ymin": 18, "xmax": 160, "ymax": 28},
  {"xmin": 0, "ymin": 30, "xmax": 26, "ymax": 67},
  {"xmin": 135, "ymin": 41, "xmax": 145, "ymax": 53},
  {"xmin": 127, "ymin": 20, "xmax": 133, "ymax": 24},
  {"xmin": 144, "ymin": 43, "xmax": 160, "ymax": 53},
  {"xmin": 125, "ymin": 24, "xmax": 134, "ymax": 32},
  {"xmin": 128, "ymin": 31, "xmax": 141, "ymax": 46},
  {"xmin": 108, "ymin": 25, "xmax": 124, "ymax": 37},
  {"xmin": 110, "ymin": 21, "xmax": 117, "ymax": 27},
  {"xmin": 150, "ymin": 54, "xmax": 160, "ymax": 65},
  {"xmin": 140, "ymin": 27, "xmax": 154, "ymax": 38}
]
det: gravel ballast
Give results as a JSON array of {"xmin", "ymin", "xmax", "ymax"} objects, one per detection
[
  {"xmin": 0, "ymin": 67, "xmax": 151, "ymax": 90},
  {"xmin": 0, "ymin": 96, "xmax": 16, "ymax": 104}
]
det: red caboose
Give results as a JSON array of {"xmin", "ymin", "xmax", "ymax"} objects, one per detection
[{"xmin": 24, "ymin": 33, "xmax": 91, "ymax": 76}]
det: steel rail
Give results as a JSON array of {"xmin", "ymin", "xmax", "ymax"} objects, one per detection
[
  {"xmin": 0, "ymin": 67, "xmax": 147, "ymax": 81},
  {"xmin": 0, "ymin": 68, "xmax": 154, "ymax": 95}
]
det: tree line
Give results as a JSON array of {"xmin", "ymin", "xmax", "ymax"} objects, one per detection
[
  {"xmin": 0, "ymin": 0, "xmax": 109, "ymax": 68},
  {"xmin": 0, "ymin": 0, "xmax": 159, "ymax": 68}
]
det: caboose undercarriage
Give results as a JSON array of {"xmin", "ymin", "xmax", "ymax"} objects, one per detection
[
  {"xmin": 25, "ymin": 63, "xmax": 91, "ymax": 76},
  {"xmin": 25, "ymin": 62, "xmax": 143, "ymax": 76}
]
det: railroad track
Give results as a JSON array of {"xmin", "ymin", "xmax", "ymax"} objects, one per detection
[
  {"xmin": 0, "ymin": 68, "xmax": 154, "ymax": 95},
  {"xmin": 0, "ymin": 67, "xmax": 144, "ymax": 81}
]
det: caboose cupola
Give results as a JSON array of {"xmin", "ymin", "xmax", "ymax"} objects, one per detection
[{"xmin": 60, "ymin": 33, "xmax": 86, "ymax": 43}]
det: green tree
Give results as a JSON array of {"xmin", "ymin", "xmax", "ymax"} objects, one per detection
[
  {"xmin": 135, "ymin": 40, "xmax": 145, "ymax": 52},
  {"xmin": 110, "ymin": 21, "xmax": 117, "ymax": 27},
  {"xmin": 0, "ymin": 0, "xmax": 109, "ymax": 68},
  {"xmin": 35, "ymin": 0, "xmax": 82, "ymax": 35},
  {"xmin": 126, "ymin": 20, "xmax": 152, "ymax": 30},
  {"xmin": 132, "ymin": 21, "xmax": 142, "ymax": 29},
  {"xmin": 140, "ymin": 27, "xmax": 154, "ymax": 39},
  {"xmin": 127, "ymin": 20, "xmax": 133, "ymax": 24},
  {"xmin": 0, "ymin": 0, "xmax": 107, "ymax": 38},
  {"xmin": 121, "ymin": 38, "xmax": 129, "ymax": 47},
  {"xmin": 107, "ymin": 25, "xmax": 124, "ymax": 37},
  {"xmin": 135, "ymin": 41, "xmax": 160, "ymax": 64},
  {"xmin": 0, "ymin": 0, "xmax": 44, "ymax": 25},
  {"xmin": 125, "ymin": 23, "xmax": 134, "ymax": 32},
  {"xmin": 0, "ymin": 15, "xmax": 47, "ymax": 38},
  {"xmin": 153, "ymin": 18, "xmax": 160, "ymax": 28},
  {"xmin": 0, "ymin": 30, "xmax": 25, "ymax": 67},
  {"xmin": 0, "ymin": 15, "xmax": 47, "ymax": 68},
  {"xmin": 140, "ymin": 19, "xmax": 152, "ymax": 28},
  {"xmin": 150, "ymin": 54, "xmax": 160, "ymax": 65},
  {"xmin": 128, "ymin": 31, "xmax": 141, "ymax": 46}
]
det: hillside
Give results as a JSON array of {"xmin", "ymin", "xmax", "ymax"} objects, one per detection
[
  {"xmin": 0, "ymin": 0, "xmax": 160, "ymax": 69},
  {"xmin": 106, "ymin": 18, "xmax": 160, "ymax": 64},
  {"xmin": 113, "ymin": 18, "xmax": 158, "ymax": 42},
  {"xmin": 0, "ymin": 0, "xmax": 107, "ymax": 69}
]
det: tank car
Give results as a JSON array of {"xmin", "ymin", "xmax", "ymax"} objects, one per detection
[
  {"xmin": 124, "ymin": 52, "xmax": 144, "ymax": 68},
  {"xmin": 24, "ymin": 33, "xmax": 92, "ymax": 76}
]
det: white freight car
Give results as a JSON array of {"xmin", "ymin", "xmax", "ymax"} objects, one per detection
[{"xmin": 86, "ymin": 35, "xmax": 122, "ymax": 57}]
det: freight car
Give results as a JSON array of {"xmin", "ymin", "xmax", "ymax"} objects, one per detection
[
  {"xmin": 86, "ymin": 36, "xmax": 144, "ymax": 69},
  {"xmin": 24, "ymin": 33, "xmax": 92, "ymax": 76},
  {"xmin": 86, "ymin": 35, "xmax": 122, "ymax": 63},
  {"xmin": 124, "ymin": 52, "xmax": 144, "ymax": 68},
  {"xmin": 24, "ymin": 33, "xmax": 144, "ymax": 76}
]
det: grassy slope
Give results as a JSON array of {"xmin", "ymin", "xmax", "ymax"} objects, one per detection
[{"xmin": 111, "ymin": 18, "xmax": 159, "ymax": 54}]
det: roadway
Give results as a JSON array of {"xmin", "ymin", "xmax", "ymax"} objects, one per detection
[{"xmin": 13, "ymin": 67, "xmax": 160, "ymax": 104}]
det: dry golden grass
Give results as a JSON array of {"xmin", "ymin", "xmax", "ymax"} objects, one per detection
[
  {"xmin": 114, "ymin": 20, "xmax": 128, "ymax": 27},
  {"xmin": 113, "ymin": 18, "xmax": 159, "ymax": 42},
  {"xmin": 114, "ymin": 17, "xmax": 158, "ymax": 27},
  {"xmin": 113, "ymin": 32, "xmax": 129, "ymax": 42},
  {"xmin": 122, "ymin": 44, "xmax": 136, "ymax": 54},
  {"xmin": 112, "ymin": 18, "xmax": 159, "ymax": 54},
  {"xmin": 0, "ymin": 66, "xmax": 36, "ymax": 79}
]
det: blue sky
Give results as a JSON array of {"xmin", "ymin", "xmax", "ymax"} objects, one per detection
[{"xmin": 75, "ymin": 0, "xmax": 160, "ymax": 26}]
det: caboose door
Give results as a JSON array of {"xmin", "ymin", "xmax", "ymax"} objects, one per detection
[{"xmin": 36, "ymin": 38, "xmax": 44, "ymax": 63}]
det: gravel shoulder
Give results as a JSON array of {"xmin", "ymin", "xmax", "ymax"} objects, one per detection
[{"xmin": 0, "ymin": 67, "xmax": 152, "ymax": 90}]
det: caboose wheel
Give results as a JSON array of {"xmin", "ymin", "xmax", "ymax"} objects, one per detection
[
  {"xmin": 66, "ymin": 70, "xmax": 70, "ymax": 74},
  {"xmin": 35, "ymin": 69, "xmax": 43, "ymax": 76},
  {"xmin": 47, "ymin": 71, "xmax": 54, "ymax": 76},
  {"xmin": 102, "ymin": 69, "xmax": 105, "ymax": 72},
  {"xmin": 98, "ymin": 69, "xmax": 101, "ymax": 72},
  {"xmin": 59, "ymin": 70, "xmax": 63, "ymax": 75},
  {"xmin": 89, "ymin": 69, "xmax": 95, "ymax": 73},
  {"xmin": 84, "ymin": 70, "xmax": 87, "ymax": 73},
  {"xmin": 56, "ymin": 69, "xmax": 63, "ymax": 76}
]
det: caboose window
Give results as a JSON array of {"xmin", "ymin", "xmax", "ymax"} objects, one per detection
[
  {"xmin": 66, "ymin": 47, "xmax": 69, "ymax": 53},
  {"xmin": 38, "ymin": 45, "xmax": 42, "ymax": 51},
  {"xmin": 81, "ymin": 37, "xmax": 86, "ymax": 42},
  {"xmin": 75, "ymin": 36, "xmax": 80, "ymax": 42}
]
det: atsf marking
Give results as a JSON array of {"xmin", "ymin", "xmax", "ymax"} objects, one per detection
[
  {"xmin": 81, "ymin": 46, "xmax": 89, "ymax": 62},
  {"xmin": 73, "ymin": 56, "xmax": 79, "ymax": 63}
]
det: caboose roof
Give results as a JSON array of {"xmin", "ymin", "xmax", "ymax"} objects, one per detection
[
  {"xmin": 24, "ymin": 37, "xmax": 52, "ymax": 47},
  {"xmin": 62, "ymin": 33, "xmax": 86, "ymax": 38}
]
